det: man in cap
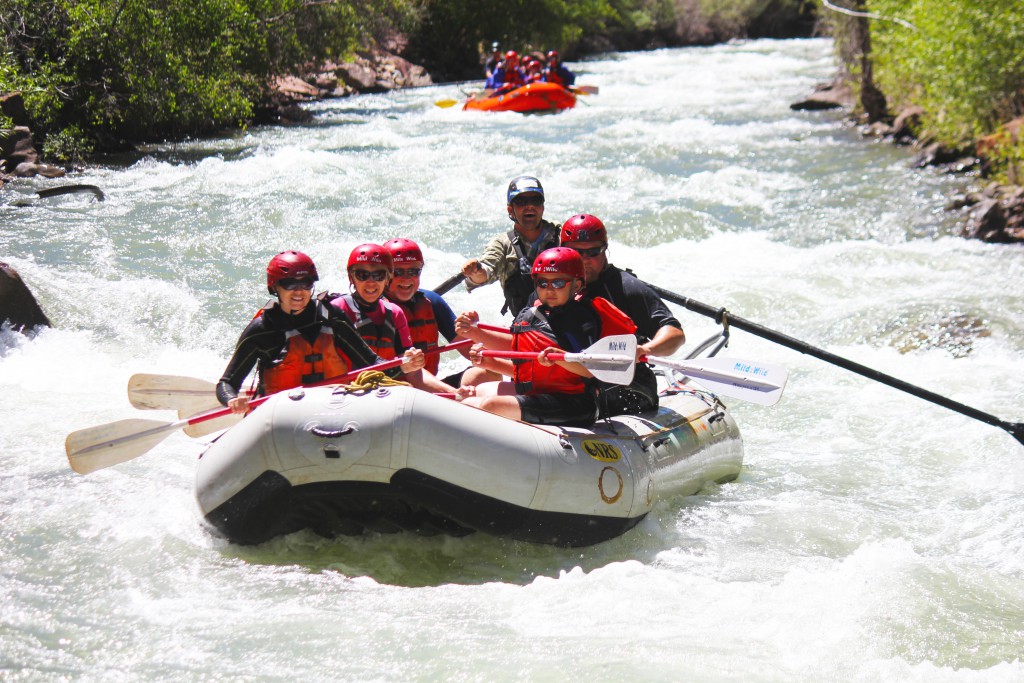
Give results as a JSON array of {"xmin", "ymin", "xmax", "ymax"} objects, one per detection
[{"xmin": 461, "ymin": 175, "xmax": 561, "ymax": 317}]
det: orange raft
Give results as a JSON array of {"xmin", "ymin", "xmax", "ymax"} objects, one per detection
[{"xmin": 463, "ymin": 82, "xmax": 577, "ymax": 114}]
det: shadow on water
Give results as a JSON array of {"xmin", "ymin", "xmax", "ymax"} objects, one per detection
[{"xmin": 210, "ymin": 483, "xmax": 738, "ymax": 587}]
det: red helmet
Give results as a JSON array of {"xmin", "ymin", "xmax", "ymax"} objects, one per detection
[
  {"xmin": 560, "ymin": 214, "xmax": 608, "ymax": 244},
  {"xmin": 347, "ymin": 243, "xmax": 394, "ymax": 271},
  {"xmin": 532, "ymin": 247, "xmax": 584, "ymax": 281},
  {"xmin": 546, "ymin": 50, "xmax": 560, "ymax": 63},
  {"xmin": 267, "ymin": 250, "xmax": 318, "ymax": 294},
  {"xmin": 383, "ymin": 238, "xmax": 424, "ymax": 265},
  {"xmin": 504, "ymin": 50, "xmax": 519, "ymax": 64}
]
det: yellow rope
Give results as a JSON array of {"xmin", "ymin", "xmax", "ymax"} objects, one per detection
[{"xmin": 336, "ymin": 370, "xmax": 410, "ymax": 393}]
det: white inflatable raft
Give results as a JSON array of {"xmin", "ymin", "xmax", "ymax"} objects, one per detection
[{"xmin": 195, "ymin": 383, "xmax": 743, "ymax": 547}]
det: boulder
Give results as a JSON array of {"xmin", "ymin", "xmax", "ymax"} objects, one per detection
[
  {"xmin": 0, "ymin": 262, "xmax": 52, "ymax": 332},
  {"xmin": 790, "ymin": 79, "xmax": 854, "ymax": 111}
]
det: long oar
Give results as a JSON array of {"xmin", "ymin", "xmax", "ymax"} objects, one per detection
[
  {"xmin": 643, "ymin": 281, "xmax": 1024, "ymax": 445},
  {"xmin": 68, "ymin": 342, "xmax": 473, "ymax": 475},
  {"xmin": 643, "ymin": 355, "xmax": 788, "ymax": 406},
  {"xmin": 431, "ymin": 272, "xmax": 466, "ymax": 296},
  {"xmin": 480, "ymin": 334, "xmax": 638, "ymax": 385}
]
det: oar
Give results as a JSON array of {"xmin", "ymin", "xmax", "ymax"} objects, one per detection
[
  {"xmin": 572, "ymin": 85, "xmax": 599, "ymax": 95},
  {"xmin": 431, "ymin": 272, "xmax": 466, "ymax": 296},
  {"xmin": 643, "ymin": 355, "xmax": 788, "ymax": 406},
  {"xmin": 68, "ymin": 342, "xmax": 473, "ymax": 474},
  {"xmin": 642, "ymin": 281, "xmax": 1024, "ymax": 445},
  {"xmin": 480, "ymin": 334, "xmax": 638, "ymax": 385}
]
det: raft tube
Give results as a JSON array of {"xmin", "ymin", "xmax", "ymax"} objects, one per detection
[
  {"xmin": 463, "ymin": 82, "xmax": 577, "ymax": 114},
  {"xmin": 195, "ymin": 384, "xmax": 742, "ymax": 547}
]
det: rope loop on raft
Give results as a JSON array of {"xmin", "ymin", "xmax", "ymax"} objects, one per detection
[{"xmin": 336, "ymin": 370, "xmax": 410, "ymax": 394}]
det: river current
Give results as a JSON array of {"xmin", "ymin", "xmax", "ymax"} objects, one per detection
[{"xmin": 2, "ymin": 38, "xmax": 1023, "ymax": 681}]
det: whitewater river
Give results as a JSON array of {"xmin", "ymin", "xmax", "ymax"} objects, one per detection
[{"xmin": 2, "ymin": 38, "xmax": 1023, "ymax": 681}]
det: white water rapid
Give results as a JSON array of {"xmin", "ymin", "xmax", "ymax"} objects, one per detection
[{"xmin": 1, "ymin": 38, "xmax": 1022, "ymax": 681}]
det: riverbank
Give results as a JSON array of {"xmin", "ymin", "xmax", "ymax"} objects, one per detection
[{"xmin": 792, "ymin": 77, "xmax": 1024, "ymax": 245}]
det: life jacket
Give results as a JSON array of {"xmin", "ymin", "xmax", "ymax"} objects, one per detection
[
  {"xmin": 502, "ymin": 224, "xmax": 560, "ymax": 315},
  {"xmin": 258, "ymin": 301, "xmax": 351, "ymax": 395},
  {"xmin": 511, "ymin": 297, "xmax": 636, "ymax": 395},
  {"xmin": 394, "ymin": 291, "xmax": 441, "ymax": 374},
  {"xmin": 333, "ymin": 294, "xmax": 401, "ymax": 360}
]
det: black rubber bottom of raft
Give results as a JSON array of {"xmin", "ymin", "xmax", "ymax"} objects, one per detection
[{"xmin": 204, "ymin": 469, "xmax": 645, "ymax": 548}]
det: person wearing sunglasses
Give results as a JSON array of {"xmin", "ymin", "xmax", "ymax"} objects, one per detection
[
  {"xmin": 461, "ymin": 175, "xmax": 561, "ymax": 318},
  {"xmin": 216, "ymin": 250, "xmax": 419, "ymax": 415},
  {"xmin": 455, "ymin": 247, "xmax": 637, "ymax": 428},
  {"xmin": 382, "ymin": 238, "xmax": 487, "ymax": 388},
  {"xmin": 330, "ymin": 243, "xmax": 455, "ymax": 394},
  {"xmin": 559, "ymin": 213, "xmax": 685, "ymax": 415}
]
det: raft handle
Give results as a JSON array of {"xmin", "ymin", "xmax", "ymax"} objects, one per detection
[{"xmin": 310, "ymin": 426, "xmax": 355, "ymax": 438}]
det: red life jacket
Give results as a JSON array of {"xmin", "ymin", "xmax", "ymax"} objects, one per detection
[
  {"xmin": 511, "ymin": 297, "xmax": 636, "ymax": 395},
  {"xmin": 333, "ymin": 294, "xmax": 401, "ymax": 360},
  {"xmin": 395, "ymin": 292, "xmax": 441, "ymax": 374},
  {"xmin": 258, "ymin": 302, "xmax": 352, "ymax": 395}
]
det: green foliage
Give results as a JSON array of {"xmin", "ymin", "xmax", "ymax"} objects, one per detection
[
  {"xmin": 41, "ymin": 124, "xmax": 93, "ymax": 163},
  {"xmin": 0, "ymin": 0, "xmax": 402, "ymax": 146},
  {"xmin": 862, "ymin": 0, "xmax": 1024, "ymax": 144}
]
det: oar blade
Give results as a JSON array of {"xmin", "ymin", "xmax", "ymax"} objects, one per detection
[
  {"xmin": 568, "ymin": 334, "xmax": 637, "ymax": 385},
  {"xmin": 649, "ymin": 355, "xmax": 788, "ymax": 406},
  {"xmin": 434, "ymin": 98, "xmax": 458, "ymax": 108},
  {"xmin": 181, "ymin": 410, "xmax": 242, "ymax": 438},
  {"xmin": 128, "ymin": 373, "xmax": 219, "ymax": 411},
  {"xmin": 65, "ymin": 418, "xmax": 177, "ymax": 474},
  {"xmin": 572, "ymin": 85, "xmax": 599, "ymax": 95}
]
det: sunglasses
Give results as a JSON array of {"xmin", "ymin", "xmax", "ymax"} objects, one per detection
[
  {"xmin": 570, "ymin": 245, "xmax": 606, "ymax": 258},
  {"xmin": 511, "ymin": 195, "xmax": 544, "ymax": 207},
  {"xmin": 351, "ymin": 269, "xmax": 389, "ymax": 282},
  {"xmin": 277, "ymin": 278, "xmax": 315, "ymax": 291},
  {"xmin": 534, "ymin": 278, "xmax": 571, "ymax": 290},
  {"xmin": 392, "ymin": 267, "xmax": 423, "ymax": 278}
]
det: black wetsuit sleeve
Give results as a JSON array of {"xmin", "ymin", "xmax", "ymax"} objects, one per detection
[{"xmin": 216, "ymin": 316, "xmax": 279, "ymax": 406}]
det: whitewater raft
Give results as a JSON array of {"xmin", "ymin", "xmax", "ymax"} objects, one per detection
[
  {"xmin": 195, "ymin": 383, "xmax": 743, "ymax": 547},
  {"xmin": 463, "ymin": 82, "xmax": 577, "ymax": 114}
]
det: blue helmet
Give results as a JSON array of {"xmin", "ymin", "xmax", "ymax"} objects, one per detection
[{"xmin": 507, "ymin": 176, "xmax": 544, "ymax": 204}]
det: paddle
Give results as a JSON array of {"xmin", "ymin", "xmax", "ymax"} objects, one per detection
[
  {"xmin": 572, "ymin": 85, "xmax": 599, "ymax": 95},
  {"xmin": 431, "ymin": 272, "xmax": 466, "ymax": 296},
  {"xmin": 480, "ymin": 334, "xmax": 637, "ymax": 385},
  {"xmin": 69, "ymin": 341, "xmax": 473, "ymax": 474},
  {"xmin": 642, "ymin": 281, "xmax": 1024, "ymax": 445},
  {"xmin": 434, "ymin": 98, "xmax": 459, "ymax": 108},
  {"xmin": 643, "ymin": 355, "xmax": 788, "ymax": 406}
]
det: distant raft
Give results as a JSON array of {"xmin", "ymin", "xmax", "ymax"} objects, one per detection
[
  {"xmin": 463, "ymin": 82, "xmax": 577, "ymax": 114},
  {"xmin": 194, "ymin": 383, "xmax": 743, "ymax": 547}
]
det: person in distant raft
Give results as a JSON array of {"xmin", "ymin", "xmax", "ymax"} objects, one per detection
[
  {"xmin": 461, "ymin": 175, "xmax": 561, "ymax": 317},
  {"xmin": 559, "ymin": 214, "xmax": 685, "ymax": 416},
  {"xmin": 485, "ymin": 50, "xmax": 525, "ymax": 91},
  {"xmin": 454, "ymin": 247, "xmax": 637, "ymax": 428},
  {"xmin": 331, "ymin": 243, "xmax": 456, "ymax": 394},
  {"xmin": 382, "ymin": 237, "xmax": 487, "ymax": 387},
  {"xmin": 217, "ymin": 251, "xmax": 423, "ymax": 415},
  {"xmin": 542, "ymin": 50, "xmax": 576, "ymax": 87}
]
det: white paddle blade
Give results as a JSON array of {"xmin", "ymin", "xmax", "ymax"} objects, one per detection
[
  {"xmin": 65, "ymin": 418, "xmax": 179, "ymax": 474},
  {"xmin": 565, "ymin": 334, "xmax": 637, "ymax": 386},
  {"xmin": 181, "ymin": 410, "xmax": 242, "ymax": 437},
  {"xmin": 128, "ymin": 374, "xmax": 220, "ymax": 411},
  {"xmin": 648, "ymin": 355, "xmax": 788, "ymax": 406}
]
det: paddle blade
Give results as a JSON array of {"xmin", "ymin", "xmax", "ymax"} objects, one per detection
[
  {"xmin": 648, "ymin": 355, "xmax": 788, "ymax": 406},
  {"xmin": 564, "ymin": 334, "xmax": 637, "ymax": 386},
  {"xmin": 573, "ymin": 85, "xmax": 599, "ymax": 95},
  {"xmin": 434, "ymin": 98, "xmax": 458, "ymax": 108},
  {"xmin": 181, "ymin": 410, "xmax": 242, "ymax": 437},
  {"xmin": 128, "ymin": 373, "xmax": 220, "ymax": 412},
  {"xmin": 66, "ymin": 418, "xmax": 178, "ymax": 474}
]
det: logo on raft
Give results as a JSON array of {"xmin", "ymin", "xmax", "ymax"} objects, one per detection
[{"xmin": 582, "ymin": 439, "xmax": 622, "ymax": 462}]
